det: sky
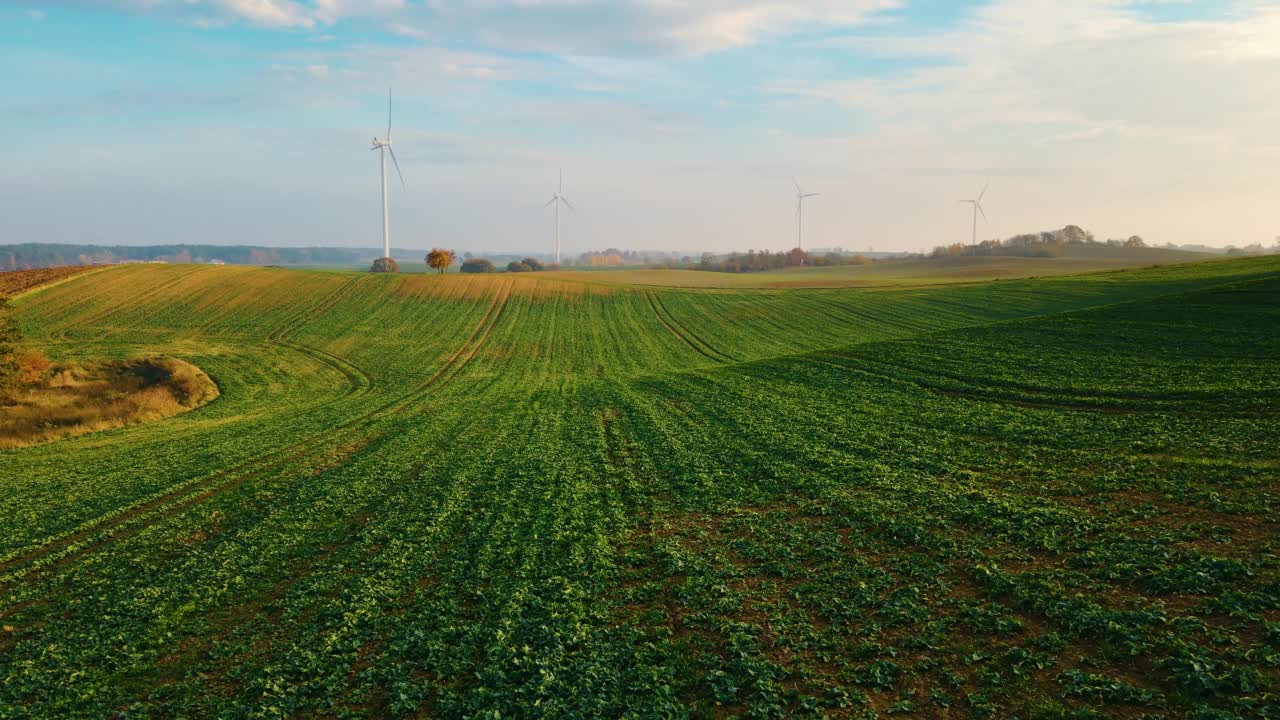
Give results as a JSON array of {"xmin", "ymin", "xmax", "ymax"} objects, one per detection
[{"xmin": 1, "ymin": 0, "xmax": 1278, "ymax": 255}]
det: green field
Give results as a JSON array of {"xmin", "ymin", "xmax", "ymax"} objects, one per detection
[
  {"xmin": 2, "ymin": 256, "xmax": 1278, "ymax": 718},
  {"xmin": 542, "ymin": 246, "xmax": 1217, "ymax": 289}
]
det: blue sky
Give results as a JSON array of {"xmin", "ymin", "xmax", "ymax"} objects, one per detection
[{"xmin": 2, "ymin": 0, "xmax": 1277, "ymax": 254}]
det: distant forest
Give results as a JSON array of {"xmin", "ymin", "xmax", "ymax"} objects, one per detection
[
  {"xmin": 0, "ymin": 244, "xmax": 374, "ymax": 270},
  {"xmin": 930, "ymin": 228, "xmax": 1275, "ymax": 259}
]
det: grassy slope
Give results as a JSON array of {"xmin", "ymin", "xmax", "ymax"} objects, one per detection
[
  {"xmin": 543, "ymin": 245, "xmax": 1218, "ymax": 289},
  {"xmin": 0, "ymin": 357, "xmax": 219, "ymax": 449},
  {"xmin": 0, "ymin": 256, "xmax": 1276, "ymax": 718}
]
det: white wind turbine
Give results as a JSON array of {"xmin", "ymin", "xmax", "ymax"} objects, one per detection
[
  {"xmin": 960, "ymin": 183, "xmax": 988, "ymax": 245},
  {"xmin": 793, "ymin": 177, "xmax": 819, "ymax": 257},
  {"xmin": 544, "ymin": 170, "xmax": 574, "ymax": 266},
  {"xmin": 370, "ymin": 89, "xmax": 405, "ymax": 261}
]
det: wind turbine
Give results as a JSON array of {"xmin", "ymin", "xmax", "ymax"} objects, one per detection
[
  {"xmin": 793, "ymin": 177, "xmax": 819, "ymax": 260},
  {"xmin": 959, "ymin": 183, "xmax": 988, "ymax": 245},
  {"xmin": 370, "ymin": 89, "xmax": 405, "ymax": 261},
  {"xmin": 544, "ymin": 170, "xmax": 574, "ymax": 266}
]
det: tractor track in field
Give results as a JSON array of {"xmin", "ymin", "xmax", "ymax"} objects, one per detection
[
  {"xmin": 271, "ymin": 339, "xmax": 374, "ymax": 401},
  {"xmin": 163, "ymin": 401, "xmax": 501, "ymax": 673},
  {"xmin": 389, "ymin": 279, "xmax": 514, "ymax": 412},
  {"xmin": 50, "ymin": 267, "xmax": 203, "ymax": 342},
  {"xmin": 189, "ymin": 273, "xmax": 366, "ymax": 339},
  {"xmin": 0, "ymin": 282, "xmax": 515, "ymax": 601},
  {"xmin": 266, "ymin": 275, "xmax": 366, "ymax": 342},
  {"xmin": 263, "ymin": 276, "xmax": 374, "ymax": 401},
  {"xmin": 817, "ymin": 354, "xmax": 1277, "ymax": 418},
  {"xmin": 645, "ymin": 290, "xmax": 737, "ymax": 364}
]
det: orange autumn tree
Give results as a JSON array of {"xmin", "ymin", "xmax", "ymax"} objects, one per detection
[{"xmin": 426, "ymin": 248, "xmax": 456, "ymax": 274}]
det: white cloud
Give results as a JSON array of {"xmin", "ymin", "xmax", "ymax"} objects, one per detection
[
  {"xmin": 386, "ymin": 22, "xmax": 429, "ymax": 41},
  {"xmin": 652, "ymin": 1, "xmax": 903, "ymax": 54},
  {"xmin": 310, "ymin": 0, "xmax": 405, "ymax": 25},
  {"xmin": 219, "ymin": 0, "xmax": 314, "ymax": 28},
  {"xmin": 69, "ymin": 0, "xmax": 901, "ymax": 54},
  {"xmin": 785, "ymin": 0, "xmax": 1280, "ymax": 155},
  {"xmin": 428, "ymin": 0, "xmax": 904, "ymax": 55}
]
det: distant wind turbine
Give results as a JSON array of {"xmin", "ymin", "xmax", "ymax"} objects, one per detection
[
  {"xmin": 793, "ymin": 177, "xmax": 819, "ymax": 259},
  {"xmin": 370, "ymin": 89, "xmax": 405, "ymax": 261},
  {"xmin": 959, "ymin": 183, "xmax": 988, "ymax": 245},
  {"xmin": 544, "ymin": 170, "xmax": 574, "ymax": 266}
]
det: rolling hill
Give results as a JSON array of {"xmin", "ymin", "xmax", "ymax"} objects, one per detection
[{"xmin": 542, "ymin": 245, "xmax": 1221, "ymax": 289}]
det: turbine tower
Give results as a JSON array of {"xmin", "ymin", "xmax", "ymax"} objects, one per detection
[
  {"xmin": 959, "ymin": 183, "xmax": 988, "ymax": 245},
  {"xmin": 544, "ymin": 170, "xmax": 574, "ymax": 266},
  {"xmin": 370, "ymin": 89, "xmax": 405, "ymax": 260},
  {"xmin": 793, "ymin": 177, "xmax": 819, "ymax": 263}
]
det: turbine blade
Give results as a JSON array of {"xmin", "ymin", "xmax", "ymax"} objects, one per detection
[
  {"xmin": 388, "ymin": 146, "xmax": 406, "ymax": 189},
  {"xmin": 978, "ymin": 183, "xmax": 988, "ymax": 202},
  {"xmin": 559, "ymin": 169, "xmax": 563, "ymax": 194},
  {"xmin": 560, "ymin": 196, "xmax": 575, "ymax": 211},
  {"xmin": 387, "ymin": 89, "xmax": 393, "ymax": 140},
  {"xmin": 544, "ymin": 196, "xmax": 558, "ymax": 207},
  {"xmin": 977, "ymin": 203, "xmax": 987, "ymax": 222},
  {"xmin": 804, "ymin": 192, "xmax": 820, "ymax": 198},
  {"xmin": 792, "ymin": 176, "xmax": 801, "ymax": 194}
]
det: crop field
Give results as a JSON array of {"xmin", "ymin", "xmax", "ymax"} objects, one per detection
[
  {"xmin": 543, "ymin": 247, "xmax": 1216, "ymax": 289},
  {"xmin": 1, "ymin": 256, "xmax": 1278, "ymax": 718}
]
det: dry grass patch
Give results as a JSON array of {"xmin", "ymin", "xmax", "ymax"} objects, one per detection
[{"xmin": 0, "ymin": 357, "xmax": 219, "ymax": 448}]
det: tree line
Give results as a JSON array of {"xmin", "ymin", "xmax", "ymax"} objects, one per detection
[
  {"xmin": 459, "ymin": 256, "xmax": 560, "ymax": 273},
  {"xmin": 928, "ymin": 226, "xmax": 1148, "ymax": 259},
  {"xmin": 0, "ymin": 243, "xmax": 371, "ymax": 270},
  {"xmin": 682, "ymin": 249, "xmax": 871, "ymax": 273}
]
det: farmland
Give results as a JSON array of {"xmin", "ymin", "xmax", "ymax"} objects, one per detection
[
  {"xmin": 541, "ymin": 246, "xmax": 1217, "ymax": 289},
  {"xmin": 1, "ymin": 256, "xmax": 1278, "ymax": 718}
]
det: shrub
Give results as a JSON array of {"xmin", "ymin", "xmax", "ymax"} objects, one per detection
[
  {"xmin": 460, "ymin": 258, "xmax": 496, "ymax": 274},
  {"xmin": 0, "ymin": 298, "xmax": 28, "ymax": 394},
  {"xmin": 14, "ymin": 349, "xmax": 51, "ymax": 386},
  {"xmin": 426, "ymin": 248, "xmax": 456, "ymax": 274},
  {"xmin": 370, "ymin": 257, "xmax": 400, "ymax": 273},
  {"xmin": 507, "ymin": 261, "xmax": 532, "ymax": 273}
]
